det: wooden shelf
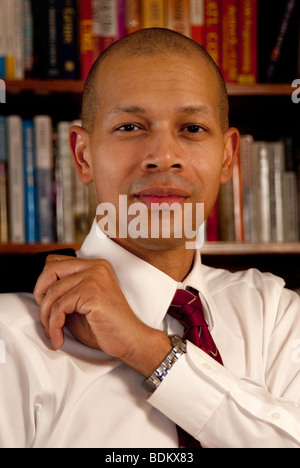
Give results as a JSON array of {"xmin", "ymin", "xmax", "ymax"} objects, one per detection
[
  {"xmin": 1, "ymin": 242, "xmax": 300, "ymax": 256},
  {"xmin": 5, "ymin": 80, "xmax": 294, "ymax": 96}
]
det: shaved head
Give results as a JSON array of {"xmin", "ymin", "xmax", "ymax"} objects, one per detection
[{"xmin": 82, "ymin": 28, "xmax": 229, "ymax": 134}]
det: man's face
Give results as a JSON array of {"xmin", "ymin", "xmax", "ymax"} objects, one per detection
[{"xmin": 73, "ymin": 53, "xmax": 238, "ymax": 251}]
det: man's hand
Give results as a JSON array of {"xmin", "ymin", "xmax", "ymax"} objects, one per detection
[{"xmin": 34, "ymin": 255, "xmax": 171, "ymax": 377}]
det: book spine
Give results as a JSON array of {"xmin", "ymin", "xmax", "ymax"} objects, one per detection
[
  {"xmin": 34, "ymin": 115, "xmax": 55, "ymax": 243},
  {"xmin": 237, "ymin": 0, "xmax": 257, "ymax": 85},
  {"xmin": 190, "ymin": 0, "xmax": 205, "ymax": 45},
  {"xmin": 13, "ymin": 0, "xmax": 25, "ymax": 80},
  {"xmin": 92, "ymin": 0, "xmax": 117, "ymax": 58},
  {"xmin": 252, "ymin": 142, "xmax": 271, "ymax": 242},
  {"xmin": 23, "ymin": 0, "xmax": 34, "ymax": 77},
  {"xmin": 125, "ymin": 0, "xmax": 141, "ymax": 34},
  {"xmin": 46, "ymin": 0, "xmax": 61, "ymax": 78},
  {"xmin": 79, "ymin": 0, "xmax": 94, "ymax": 80},
  {"xmin": 23, "ymin": 119, "xmax": 39, "ymax": 243},
  {"xmin": 266, "ymin": 0, "xmax": 298, "ymax": 82},
  {"xmin": 0, "ymin": 117, "xmax": 8, "ymax": 243},
  {"xmin": 0, "ymin": 0, "xmax": 6, "ymax": 78},
  {"xmin": 166, "ymin": 0, "xmax": 190, "ymax": 37},
  {"xmin": 59, "ymin": 0, "xmax": 79, "ymax": 79},
  {"xmin": 218, "ymin": 179, "xmax": 235, "ymax": 241},
  {"xmin": 268, "ymin": 141, "xmax": 285, "ymax": 243},
  {"xmin": 58, "ymin": 121, "xmax": 76, "ymax": 243},
  {"xmin": 283, "ymin": 171, "xmax": 299, "ymax": 242},
  {"xmin": 5, "ymin": 0, "xmax": 16, "ymax": 79},
  {"xmin": 204, "ymin": 0, "xmax": 221, "ymax": 67},
  {"xmin": 240, "ymin": 134, "xmax": 254, "ymax": 242},
  {"xmin": 7, "ymin": 116, "xmax": 25, "ymax": 243},
  {"xmin": 141, "ymin": 0, "xmax": 165, "ymax": 28},
  {"xmin": 221, "ymin": 0, "xmax": 238, "ymax": 83},
  {"xmin": 117, "ymin": 0, "xmax": 126, "ymax": 40},
  {"xmin": 232, "ymin": 142, "xmax": 244, "ymax": 242},
  {"xmin": 206, "ymin": 199, "xmax": 219, "ymax": 241}
]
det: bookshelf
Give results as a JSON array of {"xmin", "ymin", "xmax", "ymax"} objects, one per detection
[{"xmin": 1, "ymin": 0, "xmax": 300, "ymax": 290}]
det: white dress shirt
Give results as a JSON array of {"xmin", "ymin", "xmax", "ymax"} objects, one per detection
[{"xmin": 0, "ymin": 220, "xmax": 300, "ymax": 448}]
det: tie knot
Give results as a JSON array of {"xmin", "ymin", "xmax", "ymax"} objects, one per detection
[{"xmin": 168, "ymin": 289, "xmax": 207, "ymax": 329}]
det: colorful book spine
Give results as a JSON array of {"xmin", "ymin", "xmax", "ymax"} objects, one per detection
[
  {"xmin": 59, "ymin": 0, "xmax": 79, "ymax": 79},
  {"xmin": 166, "ymin": 0, "xmax": 190, "ymax": 37},
  {"xmin": 79, "ymin": 0, "xmax": 94, "ymax": 80},
  {"xmin": 190, "ymin": 0, "xmax": 205, "ymax": 45},
  {"xmin": 0, "ymin": 0, "xmax": 6, "ymax": 78},
  {"xmin": 141, "ymin": 0, "xmax": 165, "ymax": 28},
  {"xmin": 23, "ymin": 0, "xmax": 34, "ymax": 77},
  {"xmin": 221, "ymin": 0, "xmax": 238, "ymax": 83},
  {"xmin": 34, "ymin": 115, "xmax": 54, "ymax": 243},
  {"xmin": 7, "ymin": 116, "xmax": 25, "ymax": 243},
  {"xmin": 126, "ymin": 0, "xmax": 141, "ymax": 34},
  {"xmin": 0, "ymin": 116, "xmax": 8, "ymax": 243},
  {"xmin": 23, "ymin": 120, "xmax": 39, "ymax": 243},
  {"xmin": 237, "ymin": 0, "xmax": 257, "ymax": 84},
  {"xmin": 92, "ymin": 0, "xmax": 118, "ymax": 58},
  {"xmin": 117, "ymin": 0, "xmax": 126, "ymax": 40},
  {"xmin": 5, "ymin": 0, "xmax": 16, "ymax": 79},
  {"xmin": 204, "ymin": 0, "xmax": 221, "ymax": 67}
]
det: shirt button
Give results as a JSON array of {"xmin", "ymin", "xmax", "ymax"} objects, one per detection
[{"xmin": 271, "ymin": 412, "xmax": 281, "ymax": 420}]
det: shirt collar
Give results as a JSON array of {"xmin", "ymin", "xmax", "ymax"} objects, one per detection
[{"xmin": 77, "ymin": 220, "xmax": 215, "ymax": 331}]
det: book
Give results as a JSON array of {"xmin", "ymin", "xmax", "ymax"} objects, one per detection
[
  {"xmin": 46, "ymin": 0, "xmax": 61, "ymax": 78},
  {"xmin": 23, "ymin": 119, "xmax": 39, "ymax": 243},
  {"xmin": 240, "ymin": 135, "xmax": 255, "ymax": 242},
  {"xmin": 34, "ymin": 115, "xmax": 55, "ymax": 243},
  {"xmin": 204, "ymin": 0, "xmax": 221, "ymax": 67},
  {"xmin": 190, "ymin": 0, "xmax": 205, "ymax": 45},
  {"xmin": 0, "ymin": 116, "xmax": 8, "ymax": 243},
  {"xmin": 237, "ymin": 0, "xmax": 258, "ymax": 85},
  {"xmin": 268, "ymin": 141, "xmax": 285, "ymax": 243},
  {"xmin": 232, "ymin": 141, "xmax": 244, "ymax": 241},
  {"xmin": 0, "ymin": 0, "xmax": 6, "ymax": 78},
  {"xmin": 93, "ymin": 0, "xmax": 118, "ymax": 58},
  {"xmin": 141, "ymin": 0, "xmax": 165, "ymax": 28},
  {"xmin": 218, "ymin": 179, "xmax": 235, "ymax": 241},
  {"xmin": 23, "ymin": 0, "xmax": 34, "ymax": 78},
  {"xmin": 79, "ymin": 0, "xmax": 94, "ymax": 80},
  {"xmin": 117, "ymin": 0, "xmax": 126, "ymax": 40},
  {"xmin": 126, "ymin": 0, "xmax": 141, "ymax": 34},
  {"xmin": 221, "ymin": 0, "xmax": 238, "ymax": 83},
  {"xmin": 206, "ymin": 199, "xmax": 219, "ymax": 241},
  {"xmin": 166, "ymin": 0, "xmax": 190, "ymax": 37},
  {"xmin": 59, "ymin": 0, "xmax": 79, "ymax": 79},
  {"xmin": 252, "ymin": 141, "xmax": 271, "ymax": 242},
  {"xmin": 283, "ymin": 171, "xmax": 299, "ymax": 242},
  {"xmin": 5, "ymin": 0, "xmax": 16, "ymax": 79},
  {"xmin": 7, "ymin": 115, "xmax": 25, "ymax": 243}
]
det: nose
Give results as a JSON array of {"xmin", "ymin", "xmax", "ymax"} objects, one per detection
[{"xmin": 140, "ymin": 131, "xmax": 185, "ymax": 173}]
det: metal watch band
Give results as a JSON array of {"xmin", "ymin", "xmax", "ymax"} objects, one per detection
[{"xmin": 143, "ymin": 335, "xmax": 187, "ymax": 393}]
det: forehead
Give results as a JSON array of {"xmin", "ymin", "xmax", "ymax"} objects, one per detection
[{"xmin": 95, "ymin": 53, "xmax": 220, "ymax": 115}]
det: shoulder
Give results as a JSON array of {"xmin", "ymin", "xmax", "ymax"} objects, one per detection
[{"xmin": 202, "ymin": 264, "xmax": 286, "ymax": 296}]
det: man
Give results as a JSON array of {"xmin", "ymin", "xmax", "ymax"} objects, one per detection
[{"xmin": 1, "ymin": 29, "xmax": 300, "ymax": 448}]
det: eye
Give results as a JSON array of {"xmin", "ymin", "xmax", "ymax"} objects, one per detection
[
  {"xmin": 184, "ymin": 125, "xmax": 204, "ymax": 133},
  {"xmin": 117, "ymin": 124, "xmax": 141, "ymax": 132}
]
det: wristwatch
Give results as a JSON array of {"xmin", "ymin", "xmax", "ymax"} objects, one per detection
[{"xmin": 143, "ymin": 335, "xmax": 187, "ymax": 393}]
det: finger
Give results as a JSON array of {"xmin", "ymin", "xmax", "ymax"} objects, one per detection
[
  {"xmin": 34, "ymin": 258, "xmax": 99, "ymax": 305},
  {"xmin": 39, "ymin": 269, "xmax": 89, "ymax": 334},
  {"xmin": 45, "ymin": 254, "xmax": 76, "ymax": 264},
  {"xmin": 47, "ymin": 283, "xmax": 92, "ymax": 351}
]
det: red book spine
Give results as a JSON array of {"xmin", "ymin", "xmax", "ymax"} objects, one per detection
[
  {"xmin": 204, "ymin": 0, "xmax": 221, "ymax": 67},
  {"xmin": 79, "ymin": 0, "xmax": 94, "ymax": 80},
  {"xmin": 206, "ymin": 199, "xmax": 219, "ymax": 241},
  {"xmin": 221, "ymin": 0, "xmax": 238, "ymax": 83},
  {"xmin": 190, "ymin": 0, "xmax": 205, "ymax": 45},
  {"xmin": 237, "ymin": 0, "xmax": 258, "ymax": 84}
]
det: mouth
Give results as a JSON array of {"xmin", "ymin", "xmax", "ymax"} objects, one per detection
[{"xmin": 133, "ymin": 187, "xmax": 190, "ymax": 207}]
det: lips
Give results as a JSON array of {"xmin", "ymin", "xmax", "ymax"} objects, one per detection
[{"xmin": 133, "ymin": 187, "xmax": 190, "ymax": 207}]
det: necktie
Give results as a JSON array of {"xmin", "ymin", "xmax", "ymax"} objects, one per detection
[{"xmin": 167, "ymin": 287, "xmax": 223, "ymax": 447}]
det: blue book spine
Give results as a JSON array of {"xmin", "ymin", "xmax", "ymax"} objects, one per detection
[
  {"xmin": 0, "ymin": 59, "xmax": 5, "ymax": 79},
  {"xmin": 23, "ymin": 120, "xmax": 39, "ymax": 243}
]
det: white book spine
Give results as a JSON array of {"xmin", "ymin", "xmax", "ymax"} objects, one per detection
[{"xmin": 7, "ymin": 115, "xmax": 25, "ymax": 242}]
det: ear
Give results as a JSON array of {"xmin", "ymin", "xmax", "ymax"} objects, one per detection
[
  {"xmin": 69, "ymin": 125, "xmax": 94, "ymax": 184},
  {"xmin": 220, "ymin": 127, "xmax": 240, "ymax": 184}
]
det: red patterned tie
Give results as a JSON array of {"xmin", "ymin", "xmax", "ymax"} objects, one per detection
[{"xmin": 168, "ymin": 288, "xmax": 223, "ymax": 447}]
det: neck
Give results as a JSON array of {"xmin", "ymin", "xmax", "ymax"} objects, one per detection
[{"xmin": 113, "ymin": 238, "xmax": 196, "ymax": 282}]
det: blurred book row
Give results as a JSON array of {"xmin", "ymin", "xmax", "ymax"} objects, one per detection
[
  {"xmin": 0, "ymin": 0, "xmax": 299, "ymax": 83},
  {"xmin": 207, "ymin": 136, "xmax": 300, "ymax": 243},
  {"xmin": 0, "ymin": 115, "xmax": 96, "ymax": 244}
]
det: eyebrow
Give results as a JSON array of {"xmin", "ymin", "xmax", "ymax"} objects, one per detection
[{"xmin": 107, "ymin": 104, "xmax": 214, "ymax": 118}]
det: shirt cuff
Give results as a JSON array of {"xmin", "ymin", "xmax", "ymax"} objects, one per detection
[{"xmin": 147, "ymin": 341, "xmax": 226, "ymax": 439}]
